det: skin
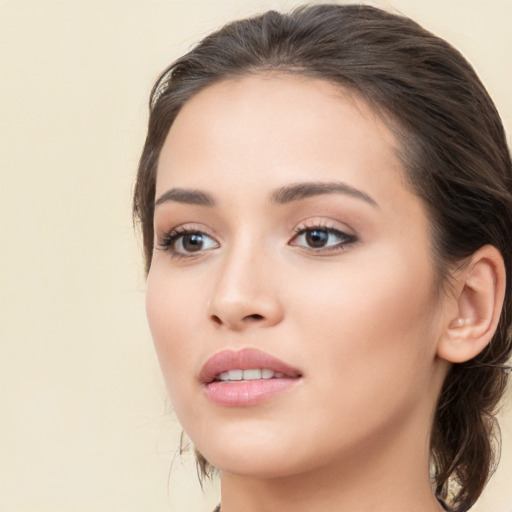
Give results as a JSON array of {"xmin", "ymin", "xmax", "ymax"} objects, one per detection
[{"xmin": 146, "ymin": 74, "xmax": 452, "ymax": 512}]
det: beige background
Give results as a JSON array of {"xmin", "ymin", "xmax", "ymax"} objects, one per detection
[{"xmin": 1, "ymin": 1, "xmax": 511, "ymax": 511}]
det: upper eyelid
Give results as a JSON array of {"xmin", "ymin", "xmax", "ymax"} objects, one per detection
[
  {"xmin": 156, "ymin": 222, "xmax": 219, "ymax": 239},
  {"xmin": 293, "ymin": 217, "xmax": 355, "ymax": 234}
]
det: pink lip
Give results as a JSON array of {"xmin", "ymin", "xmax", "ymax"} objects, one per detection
[
  {"xmin": 199, "ymin": 348, "xmax": 302, "ymax": 407},
  {"xmin": 199, "ymin": 348, "xmax": 301, "ymax": 383}
]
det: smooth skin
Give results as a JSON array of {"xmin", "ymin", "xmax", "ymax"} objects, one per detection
[{"xmin": 146, "ymin": 75, "xmax": 505, "ymax": 512}]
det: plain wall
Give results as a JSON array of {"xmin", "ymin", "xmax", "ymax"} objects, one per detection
[{"xmin": 1, "ymin": 1, "xmax": 510, "ymax": 511}]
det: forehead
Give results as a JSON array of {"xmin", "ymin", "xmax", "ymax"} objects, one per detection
[{"xmin": 156, "ymin": 74, "xmax": 405, "ymax": 202}]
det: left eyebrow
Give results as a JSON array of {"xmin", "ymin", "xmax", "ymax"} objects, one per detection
[
  {"xmin": 270, "ymin": 181, "xmax": 379, "ymax": 208},
  {"xmin": 155, "ymin": 188, "xmax": 215, "ymax": 207}
]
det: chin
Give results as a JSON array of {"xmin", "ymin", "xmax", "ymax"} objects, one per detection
[
  {"xmin": 208, "ymin": 452, "xmax": 302, "ymax": 479},
  {"xmin": 192, "ymin": 428, "xmax": 308, "ymax": 479}
]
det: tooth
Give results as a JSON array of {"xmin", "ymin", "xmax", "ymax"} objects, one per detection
[
  {"xmin": 243, "ymin": 369, "xmax": 262, "ymax": 380},
  {"xmin": 261, "ymin": 369, "xmax": 274, "ymax": 379},
  {"xmin": 274, "ymin": 372, "xmax": 284, "ymax": 378},
  {"xmin": 228, "ymin": 369, "xmax": 243, "ymax": 381},
  {"xmin": 218, "ymin": 372, "xmax": 230, "ymax": 381}
]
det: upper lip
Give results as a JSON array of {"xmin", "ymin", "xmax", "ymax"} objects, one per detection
[{"xmin": 199, "ymin": 348, "xmax": 302, "ymax": 384}]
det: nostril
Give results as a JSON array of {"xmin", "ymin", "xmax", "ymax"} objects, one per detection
[
  {"xmin": 211, "ymin": 314, "xmax": 223, "ymax": 325},
  {"xmin": 244, "ymin": 313, "xmax": 264, "ymax": 322},
  {"xmin": 209, "ymin": 313, "xmax": 264, "ymax": 326}
]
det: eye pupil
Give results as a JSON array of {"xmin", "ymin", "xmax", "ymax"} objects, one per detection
[
  {"xmin": 182, "ymin": 233, "xmax": 204, "ymax": 252},
  {"xmin": 306, "ymin": 229, "xmax": 328, "ymax": 248}
]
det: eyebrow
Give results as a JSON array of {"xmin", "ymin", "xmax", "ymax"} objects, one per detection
[
  {"xmin": 154, "ymin": 181, "xmax": 378, "ymax": 209},
  {"xmin": 271, "ymin": 181, "xmax": 378, "ymax": 207},
  {"xmin": 155, "ymin": 188, "xmax": 215, "ymax": 207}
]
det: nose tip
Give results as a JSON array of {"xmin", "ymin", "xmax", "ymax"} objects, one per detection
[
  {"xmin": 208, "ymin": 277, "xmax": 284, "ymax": 330},
  {"xmin": 209, "ymin": 298, "xmax": 283, "ymax": 330},
  {"xmin": 207, "ymin": 242, "xmax": 284, "ymax": 331}
]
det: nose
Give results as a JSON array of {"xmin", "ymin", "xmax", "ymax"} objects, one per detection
[{"xmin": 207, "ymin": 243, "xmax": 284, "ymax": 331}]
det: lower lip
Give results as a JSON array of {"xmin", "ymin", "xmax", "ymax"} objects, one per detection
[{"xmin": 204, "ymin": 378, "xmax": 299, "ymax": 407}]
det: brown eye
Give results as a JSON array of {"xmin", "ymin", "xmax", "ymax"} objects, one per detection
[
  {"xmin": 305, "ymin": 229, "xmax": 329, "ymax": 248},
  {"xmin": 181, "ymin": 233, "xmax": 206, "ymax": 252},
  {"xmin": 175, "ymin": 231, "xmax": 219, "ymax": 254},
  {"xmin": 290, "ymin": 227, "xmax": 357, "ymax": 252},
  {"xmin": 158, "ymin": 229, "xmax": 220, "ymax": 257}
]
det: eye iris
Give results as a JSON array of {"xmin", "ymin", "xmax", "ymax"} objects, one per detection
[
  {"xmin": 306, "ymin": 229, "xmax": 328, "ymax": 248},
  {"xmin": 182, "ymin": 233, "xmax": 204, "ymax": 252}
]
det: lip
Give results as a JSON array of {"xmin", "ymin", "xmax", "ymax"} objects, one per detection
[
  {"xmin": 199, "ymin": 348, "xmax": 302, "ymax": 407},
  {"xmin": 199, "ymin": 348, "xmax": 302, "ymax": 383}
]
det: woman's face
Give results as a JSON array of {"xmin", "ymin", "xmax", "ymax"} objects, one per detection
[{"xmin": 146, "ymin": 75, "xmax": 449, "ymax": 477}]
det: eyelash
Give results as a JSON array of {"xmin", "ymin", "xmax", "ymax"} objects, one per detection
[
  {"xmin": 156, "ymin": 227, "xmax": 217, "ymax": 260},
  {"xmin": 291, "ymin": 223, "xmax": 357, "ymax": 253},
  {"xmin": 156, "ymin": 223, "xmax": 358, "ymax": 259}
]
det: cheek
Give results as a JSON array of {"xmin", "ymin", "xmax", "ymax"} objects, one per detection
[
  {"xmin": 145, "ymin": 268, "xmax": 202, "ymax": 389},
  {"xmin": 145, "ymin": 270, "xmax": 212, "ymax": 434},
  {"xmin": 288, "ymin": 250, "xmax": 439, "ymax": 399},
  {"xmin": 274, "ymin": 261, "xmax": 440, "ymax": 463}
]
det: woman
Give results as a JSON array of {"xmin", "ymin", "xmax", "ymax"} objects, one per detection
[{"xmin": 133, "ymin": 4, "xmax": 512, "ymax": 511}]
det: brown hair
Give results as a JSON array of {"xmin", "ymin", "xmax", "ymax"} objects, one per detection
[{"xmin": 133, "ymin": 4, "xmax": 512, "ymax": 511}]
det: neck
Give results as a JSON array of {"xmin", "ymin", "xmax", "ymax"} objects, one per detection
[{"xmin": 218, "ymin": 410, "xmax": 444, "ymax": 512}]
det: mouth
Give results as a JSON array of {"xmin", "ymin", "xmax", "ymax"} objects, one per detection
[
  {"xmin": 214, "ymin": 368, "xmax": 288, "ymax": 381},
  {"xmin": 200, "ymin": 348, "xmax": 302, "ymax": 406},
  {"xmin": 200, "ymin": 347, "xmax": 302, "ymax": 384}
]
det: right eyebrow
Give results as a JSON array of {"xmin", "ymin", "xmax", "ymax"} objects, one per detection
[
  {"xmin": 154, "ymin": 188, "xmax": 215, "ymax": 207},
  {"xmin": 270, "ymin": 181, "xmax": 378, "ymax": 208}
]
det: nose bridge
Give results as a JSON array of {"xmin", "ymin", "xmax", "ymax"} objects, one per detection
[{"xmin": 208, "ymin": 231, "xmax": 282, "ymax": 329}]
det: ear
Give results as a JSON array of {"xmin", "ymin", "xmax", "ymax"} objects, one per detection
[{"xmin": 437, "ymin": 245, "xmax": 506, "ymax": 364}]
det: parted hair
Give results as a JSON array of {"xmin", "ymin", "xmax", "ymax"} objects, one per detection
[{"xmin": 133, "ymin": 4, "xmax": 512, "ymax": 511}]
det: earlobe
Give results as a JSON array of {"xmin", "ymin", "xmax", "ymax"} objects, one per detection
[{"xmin": 437, "ymin": 245, "xmax": 506, "ymax": 364}]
